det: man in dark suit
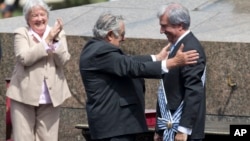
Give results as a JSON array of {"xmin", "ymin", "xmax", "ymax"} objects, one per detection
[
  {"xmin": 79, "ymin": 12, "xmax": 200, "ymax": 141},
  {"xmin": 154, "ymin": 2, "xmax": 206, "ymax": 141}
]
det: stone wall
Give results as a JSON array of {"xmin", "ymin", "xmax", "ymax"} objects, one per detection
[{"xmin": 1, "ymin": 33, "xmax": 250, "ymax": 140}]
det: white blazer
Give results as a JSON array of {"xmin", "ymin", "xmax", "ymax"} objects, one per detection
[{"xmin": 6, "ymin": 26, "xmax": 72, "ymax": 107}]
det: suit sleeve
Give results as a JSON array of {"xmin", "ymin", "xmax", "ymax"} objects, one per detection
[
  {"xmin": 14, "ymin": 27, "xmax": 48, "ymax": 66},
  {"xmin": 93, "ymin": 49, "xmax": 162, "ymax": 78},
  {"xmin": 53, "ymin": 30, "xmax": 71, "ymax": 67},
  {"xmin": 179, "ymin": 43, "xmax": 206, "ymax": 129}
]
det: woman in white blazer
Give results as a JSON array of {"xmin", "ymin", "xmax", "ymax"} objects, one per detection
[{"xmin": 6, "ymin": 0, "xmax": 71, "ymax": 140}]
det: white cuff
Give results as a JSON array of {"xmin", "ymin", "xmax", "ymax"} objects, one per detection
[
  {"xmin": 161, "ymin": 60, "xmax": 168, "ymax": 73},
  {"xmin": 151, "ymin": 55, "xmax": 156, "ymax": 61},
  {"xmin": 151, "ymin": 55, "xmax": 168, "ymax": 73},
  {"xmin": 178, "ymin": 126, "xmax": 192, "ymax": 135}
]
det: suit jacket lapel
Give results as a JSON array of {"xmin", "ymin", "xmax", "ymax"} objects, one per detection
[{"xmin": 168, "ymin": 32, "xmax": 193, "ymax": 58}]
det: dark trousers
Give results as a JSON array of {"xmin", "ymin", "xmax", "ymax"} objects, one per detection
[{"xmin": 93, "ymin": 134, "xmax": 137, "ymax": 141}]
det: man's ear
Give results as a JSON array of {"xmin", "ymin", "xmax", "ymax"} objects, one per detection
[{"xmin": 106, "ymin": 31, "xmax": 113, "ymax": 41}]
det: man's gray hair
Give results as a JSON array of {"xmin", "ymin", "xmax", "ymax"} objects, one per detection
[
  {"xmin": 93, "ymin": 12, "xmax": 124, "ymax": 39},
  {"xmin": 157, "ymin": 2, "xmax": 190, "ymax": 30},
  {"xmin": 23, "ymin": 0, "xmax": 51, "ymax": 24}
]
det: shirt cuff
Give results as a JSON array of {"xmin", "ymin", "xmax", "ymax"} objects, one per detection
[
  {"xmin": 161, "ymin": 60, "xmax": 168, "ymax": 73},
  {"xmin": 151, "ymin": 55, "xmax": 168, "ymax": 73},
  {"xmin": 41, "ymin": 40, "xmax": 52, "ymax": 51},
  {"xmin": 42, "ymin": 40, "xmax": 59, "ymax": 52},
  {"xmin": 53, "ymin": 41, "xmax": 59, "ymax": 50},
  {"xmin": 151, "ymin": 55, "xmax": 156, "ymax": 61},
  {"xmin": 178, "ymin": 126, "xmax": 192, "ymax": 135}
]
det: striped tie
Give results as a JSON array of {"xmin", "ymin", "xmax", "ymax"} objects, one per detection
[{"xmin": 157, "ymin": 79, "xmax": 183, "ymax": 141}]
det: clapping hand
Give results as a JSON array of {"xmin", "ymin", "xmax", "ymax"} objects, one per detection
[
  {"xmin": 46, "ymin": 18, "xmax": 63, "ymax": 44},
  {"xmin": 50, "ymin": 18, "xmax": 63, "ymax": 41}
]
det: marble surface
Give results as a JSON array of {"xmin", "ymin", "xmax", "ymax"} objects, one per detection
[
  {"xmin": 0, "ymin": 0, "xmax": 250, "ymax": 140},
  {"xmin": 1, "ymin": 0, "xmax": 250, "ymax": 43}
]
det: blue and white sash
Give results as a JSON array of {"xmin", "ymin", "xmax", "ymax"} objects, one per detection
[{"xmin": 157, "ymin": 79, "xmax": 183, "ymax": 141}]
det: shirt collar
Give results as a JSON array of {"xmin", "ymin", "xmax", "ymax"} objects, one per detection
[
  {"xmin": 173, "ymin": 30, "xmax": 190, "ymax": 46},
  {"xmin": 28, "ymin": 25, "xmax": 51, "ymax": 42}
]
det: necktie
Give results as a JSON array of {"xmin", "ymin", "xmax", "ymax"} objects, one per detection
[
  {"xmin": 157, "ymin": 79, "xmax": 183, "ymax": 141},
  {"xmin": 169, "ymin": 44, "xmax": 175, "ymax": 54}
]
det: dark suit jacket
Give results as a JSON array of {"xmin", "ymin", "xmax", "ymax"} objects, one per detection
[
  {"xmin": 156, "ymin": 32, "xmax": 206, "ymax": 139},
  {"xmin": 79, "ymin": 38, "xmax": 163, "ymax": 139}
]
